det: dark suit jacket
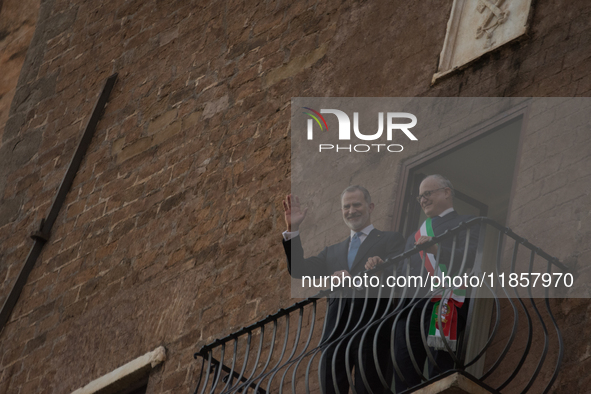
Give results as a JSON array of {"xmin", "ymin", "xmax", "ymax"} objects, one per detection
[{"xmin": 283, "ymin": 228, "xmax": 405, "ymax": 339}]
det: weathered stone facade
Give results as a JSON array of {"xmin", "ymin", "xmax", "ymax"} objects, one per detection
[
  {"xmin": 0, "ymin": 0, "xmax": 589, "ymax": 393},
  {"xmin": 0, "ymin": 0, "xmax": 41, "ymax": 143}
]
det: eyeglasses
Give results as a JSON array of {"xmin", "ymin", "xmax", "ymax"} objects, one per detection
[{"xmin": 416, "ymin": 187, "xmax": 446, "ymax": 202}]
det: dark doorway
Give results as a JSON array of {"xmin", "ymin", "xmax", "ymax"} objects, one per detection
[{"xmin": 397, "ymin": 113, "xmax": 524, "ymax": 237}]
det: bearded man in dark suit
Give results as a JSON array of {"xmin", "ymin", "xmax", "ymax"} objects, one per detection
[
  {"xmin": 282, "ymin": 186, "xmax": 405, "ymax": 394},
  {"xmin": 394, "ymin": 175, "xmax": 480, "ymax": 392}
]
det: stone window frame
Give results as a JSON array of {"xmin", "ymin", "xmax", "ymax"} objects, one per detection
[
  {"xmin": 392, "ymin": 100, "xmax": 530, "ymax": 232},
  {"xmin": 70, "ymin": 346, "xmax": 166, "ymax": 394}
]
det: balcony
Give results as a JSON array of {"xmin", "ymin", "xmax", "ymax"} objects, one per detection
[{"xmin": 193, "ymin": 218, "xmax": 567, "ymax": 394}]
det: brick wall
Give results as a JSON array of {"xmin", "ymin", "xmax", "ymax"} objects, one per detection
[
  {"xmin": 0, "ymin": 0, "xmax": 589, "ymax": 393},
  {"xmin": 0, "ymin": 0, "xmax": 41, "ymax": 228},
  {"xmin": 486, "ymin": 98, "xmax": 591, "ymax": 393},
  {"xmin": 0, "ymin": 0, "xmax": 40, "ymax": 143}
]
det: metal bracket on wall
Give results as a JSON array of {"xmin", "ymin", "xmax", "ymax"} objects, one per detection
[{"xmin": 0, "ymin": 73, "xmax": 118, "ymax": 333}]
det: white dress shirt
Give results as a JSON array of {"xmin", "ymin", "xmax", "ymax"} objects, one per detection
[{"xmin": 437, "ymin": 207, "xmax": 455, "ymax": 218}]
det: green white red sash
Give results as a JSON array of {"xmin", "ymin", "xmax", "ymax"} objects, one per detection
[{"xmin": 415, "ymin": 217, "xmax": 466, "ymax": 351}]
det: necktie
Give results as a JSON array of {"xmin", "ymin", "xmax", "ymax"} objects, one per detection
[{"xmin": 347, "ymin": 232, "xmax": 363, "ymax": 270}]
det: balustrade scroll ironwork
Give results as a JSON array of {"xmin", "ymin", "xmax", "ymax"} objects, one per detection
[{"xmin": 194, "ymin": 218, "xmax": 567, "ymax": 394}]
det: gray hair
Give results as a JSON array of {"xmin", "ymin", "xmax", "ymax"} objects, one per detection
[
  {"xmin": 424, "ymin": 174, "xmax": 455, "ymax": 196},
  {"xmin": 341, "ymin": 185, "xmax": 372, "ymax": 204}
]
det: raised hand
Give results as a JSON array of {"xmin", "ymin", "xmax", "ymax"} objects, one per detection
[{"xmin": 283, "ymin": 194, "xmax": 308, "ymax": 232}]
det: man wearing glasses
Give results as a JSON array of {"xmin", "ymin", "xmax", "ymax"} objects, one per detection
[{"xmin": 393, "ymin": 174, "xmax": 480, "ymax": 392}]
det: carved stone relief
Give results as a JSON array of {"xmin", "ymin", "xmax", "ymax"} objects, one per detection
[{"xmin": 433, "ymin": 0, "xmax": 532, "ymax": 83}]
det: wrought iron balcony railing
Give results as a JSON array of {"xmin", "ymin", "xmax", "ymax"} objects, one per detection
[{"xmin": 193, "ymin": 218, "xmax": 568, "ymax": 394}]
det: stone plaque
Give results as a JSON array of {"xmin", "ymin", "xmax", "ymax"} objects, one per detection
[{"xmin": 433, "ymin": 0, "xmax": 533, "ymax": 82}]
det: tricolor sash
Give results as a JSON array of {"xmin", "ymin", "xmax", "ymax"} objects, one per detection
[{"xmin": 416, "ymin": 217, "xmax": 465, "ymax": 351}]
